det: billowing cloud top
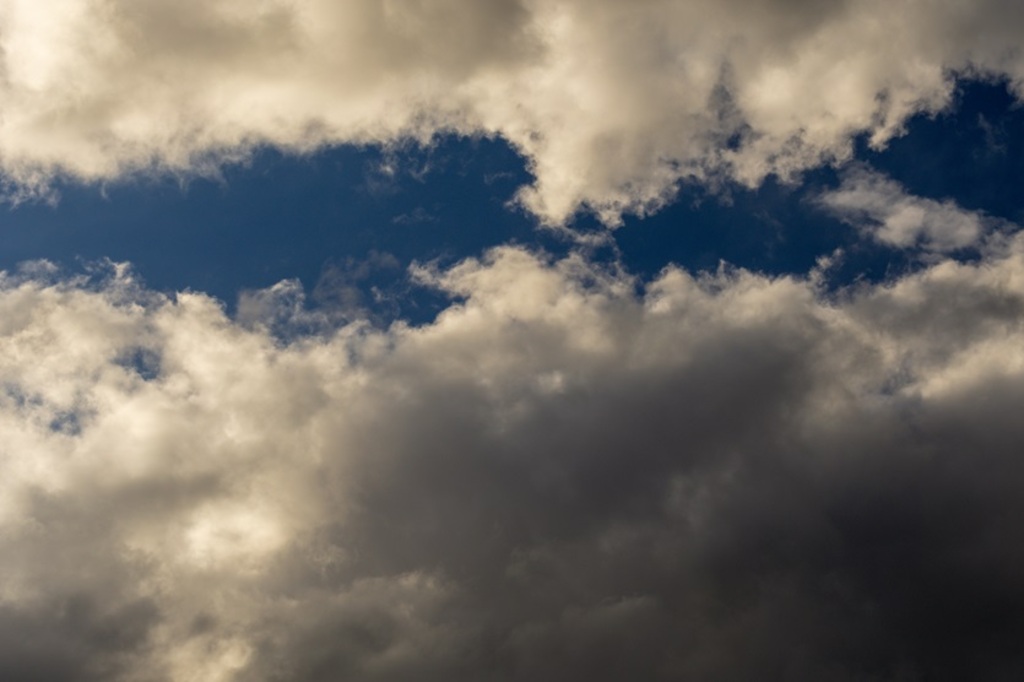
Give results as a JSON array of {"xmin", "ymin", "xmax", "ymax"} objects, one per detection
[
  {"xmin": 2, "ymin": 0, "xmax": 1023, "ymax": 222},
  {"xmin": 2, "ymin": 238, "xmax": 1024, "ymax": 679}
]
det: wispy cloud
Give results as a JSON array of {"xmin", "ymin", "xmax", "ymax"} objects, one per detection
[{"xmin": 818, "ymin": 167, "xmax": 998, "ymax": 252}]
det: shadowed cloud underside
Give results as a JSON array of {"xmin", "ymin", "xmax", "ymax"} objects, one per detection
[{"xmin": 1, "ymin": 242, "xmax": 1024, "ymax": 680}]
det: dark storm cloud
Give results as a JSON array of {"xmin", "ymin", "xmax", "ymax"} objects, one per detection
[{"xmin": 0, "ymin": 242, "xmax": 1023, "ymax": 679}]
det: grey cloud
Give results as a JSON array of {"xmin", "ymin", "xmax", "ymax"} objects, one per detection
[
  {"xmin": 2, "ymin": 1, "xmax": 1024, "ymax": 223},
  {"xmin": 0, "ymin": 596, "xmax": 158, "ymax": 682},
  {"xmin": 0, "ymin": 242, "xmax": 1023, "ymax": 678}
]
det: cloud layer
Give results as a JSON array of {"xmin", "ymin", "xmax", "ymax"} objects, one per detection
[
  {"xmin": 2, "ymin": 238, "xmax": 1024, "ymax": 680},
  {"xmin": 2, "ymin": 0, "xmax": 1024, "ymax": 222}
]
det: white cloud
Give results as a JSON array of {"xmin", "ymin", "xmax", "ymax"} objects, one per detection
[
  {"xmin": 819, "ymin": 167, "xmax": 994, "ymax": 251},
  {"xmin": 1, "ymin": 0, "xmax": 1024, "ymax": 223},
  {"xmin": 0, "ymin": 241, "xmax": 1023, "ymax": 678}
]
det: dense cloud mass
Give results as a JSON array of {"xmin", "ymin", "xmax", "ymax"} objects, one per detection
[
  {"xmin": 1, "ymin": 238, "xmax": 1023, "ymax": 680},
  {"xmin": 1, "ymin": 0, "xmax": 1024, "ymax": 222}
]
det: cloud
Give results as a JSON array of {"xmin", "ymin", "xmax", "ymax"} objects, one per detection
[
  {"xmin": 818, "ymin": 167, "xmax": 996, "ymax": 252},
  {"xmin": 2, "ymin": 0, "xmax": 1024, "ymax": 223},
  {"xmin": 0, "ymin": 240, "xmax": 1023, "ymax": 679}
]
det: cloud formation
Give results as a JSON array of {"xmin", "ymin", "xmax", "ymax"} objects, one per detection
[
  {"xmin": 2, "ymin": 238, "xmax": 1024, "ymax": 679},
  {"xmin": 819, "ymin": 167, "xmax": 996, "ymax": 252},
  {"xmin": 2, "ymin": 0, "xmax": 1024, "ymax": 222}
]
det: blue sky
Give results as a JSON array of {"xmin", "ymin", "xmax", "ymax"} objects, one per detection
[
  {"xmin": 3, "ymin": 81, "xmax": 1019, "ymax": 319},
  {"xmin": 2, "ymin": 3, "xmax": 1024, "ymax": 681}
]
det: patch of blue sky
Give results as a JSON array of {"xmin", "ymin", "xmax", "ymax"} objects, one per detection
[{"xmin": 0, "ymin": 78, "xmax": 1019, "ymax": 326}]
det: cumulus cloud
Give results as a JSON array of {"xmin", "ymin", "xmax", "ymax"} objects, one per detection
[
  {"xmin": 1, "ymin": 239, "xmax": 1024, "ymax": 679},
  {"xmin": 2, "ymin": 0, "xmax": 1024, "ymax": 223},
  {"xmin": 818, "ymin": 167, "xmax": 997, "ymax": 252}
]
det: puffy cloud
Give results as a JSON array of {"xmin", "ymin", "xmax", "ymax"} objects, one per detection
[
  {"xmin": 2, "ymin": 0, "xmax": 1024, "ymax": 222},
  {"xmin": 818, "ymin": 167, "xmax": 997, "ymax": 252},
  {"xmin": 1, "ymin": 239, "xmax": 1024, "ymax": 679}
]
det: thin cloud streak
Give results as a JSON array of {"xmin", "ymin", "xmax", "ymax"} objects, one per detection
[{"xmin": 819, "ymin": 167, "xmax": 995, "ymax": 252}]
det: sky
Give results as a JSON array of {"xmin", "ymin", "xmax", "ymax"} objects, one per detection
[{"xmin": 1, "ymin": 2, "xmax": 1024, "ymax": 680}]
